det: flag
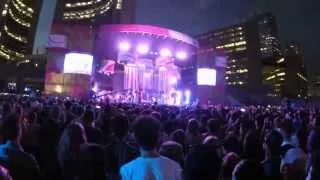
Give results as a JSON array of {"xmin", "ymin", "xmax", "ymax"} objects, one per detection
[{"xmin": 99, "ymin": 60, "xmax": 115, "ymax": 75}]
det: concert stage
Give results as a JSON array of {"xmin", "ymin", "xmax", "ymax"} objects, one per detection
[
  {"xmin": 45, "ymin": 24, "xmax": 199, "ymax": 105},
  {"xmin": 92, "ymin": 24, "xmax": 199, "ymax": 105}
]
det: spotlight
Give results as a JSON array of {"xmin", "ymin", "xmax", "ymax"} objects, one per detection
[
  {"xmin": 169, "ymin": 77, "xmax": 177, "ymax": 85},
  {"xmin": 185, "ymin": 90, "xmax": 191, "ymax": 105},
  {"xmin": 136, "ymin": 44, "xmax": 149, "ymax": 54},
  {"xmin": 176, "ymin": 90, "xmax": 182, "ymax": 106},
  {"xmin": 119, "ymin": 41, "xmax": 131, "ymax": 52},
  {"xmin": 160, "ymin": 48, "xmax": 172, "ymax": 57},
  {"xmin": 176, "ymin": 51, "xmax": 188, "ymax": 60}
]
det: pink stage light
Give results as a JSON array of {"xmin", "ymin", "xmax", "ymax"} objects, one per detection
[
  {"xmin": 136, "ymin": 44, "xmax": 149, "ymax": 54},
  {"xmin": 160, "ymin": 48, "xmax": 172, "ymax": 57},
  {"xmin": 176, "ymin": 51, "xmax": 188, "ymax": 60},
  {"xmin": 119, "ymin": 41, "xmax": 131, "ymax": 51}
]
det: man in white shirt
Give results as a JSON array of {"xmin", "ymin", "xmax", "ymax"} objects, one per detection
[{"xmin": 120, "ymin": 116, "xmax": 182, "ymax": 180}]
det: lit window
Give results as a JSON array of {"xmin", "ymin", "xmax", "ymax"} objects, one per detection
[
  {"xmin": 224, "ymin": 43, "xmax": 235, "ymax": 48},
  {"xmin": 0, "ymin": 49, "xmax": 10, "ymax": 59},
  {"xmin": 11, "ymin": 0, "xmax": 33, "ymax": 17},
  {"xmin": 15, "ymin": 0, "xmax": 34, "ymax": 13},
  {"xmin": 63, "ymin": 1, "xmax": 112, "ymax": 20},
  {"xmin": 4, "ymin": 25, "xmax": 27, "ymax": 43},
  {"xmin": 277, "ymin": 72, "xmax": 286, "ymax": 77},
  {"xmin": 65, "ymin": 0, "xmax": 106, "ymax": 8},
  {"xmin": 0, "ymin": 45, "xmax": 24, "ymax": 58},
  {"xmin": 236, "ymin": 69, "xmax": 248, "ymax": 73},
  {"xmin": 260, "ymin": 47, "xmax": 268, "ymax": 51},
  {"xmin": 2, "ymin": 9, "xmax": 7, "ymax": 16},
  {"xmin": 235, "ymin": 47, "xmax": 247, "ymax": 51},
  {"xmin": 297, "ymin": 73, "xmax": 307, "ymax": 82},
  {"xmin": 276, "ymin": 58, "xmax": 285, "ymax": 63},
  {"xmin": 274, "ymin": 69, "xmax": 282, "ymax": 73},
  {"xmin": 116, "ymin": 0, "xmax": 123, "ymax": 9},
  {"xmin": 8, "ymin": 8, "xmax": 31, "ymax": 27},
  {"xmin": 266, "ymin": 75, "xmax": 276, "ymax": 80},
  {"xmin": 235, "ymin": 41, "xmax": 247, "ymax": 46}
]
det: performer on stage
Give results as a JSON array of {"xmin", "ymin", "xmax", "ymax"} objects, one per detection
[{"xmin": 137, "ymin": 90, "xmax": 142, "ymax": 104}]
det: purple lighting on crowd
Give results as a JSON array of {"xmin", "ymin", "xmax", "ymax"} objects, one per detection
[
  {"xmin": 176, "ymin": 51, "xmax": 188, "ymax": 60},
  {"xmin": 160, "ymin": 48, "xmax": 172, "ymax": 57},
  {"xmin": 119, "ymin": 41, "xmax": 131, "ymax": 52},
  {"xmin": 136, "ymin": 44, "xmax": 149, "ymax": 54}
]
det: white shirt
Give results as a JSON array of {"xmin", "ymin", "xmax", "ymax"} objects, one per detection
[{"xmin": 120, "ymin": 156, "xmax": 182, "ymax": 180}]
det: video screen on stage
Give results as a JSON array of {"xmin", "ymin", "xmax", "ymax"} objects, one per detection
[
  {"xmin": 197, "ymin": 68, "xmax": 217, "ymax": 86},
  {"xmin": 64, "ymin": 53, "xmax": 93, "ymax": 75}
]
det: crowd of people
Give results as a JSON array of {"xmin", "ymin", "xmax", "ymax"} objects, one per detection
[{"xmin": 0, "ymin": 94, "xmax": 319, "ymax": 180}]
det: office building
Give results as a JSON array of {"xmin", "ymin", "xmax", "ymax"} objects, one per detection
[
  {"xmin": 0, "ymin": 0, "xmax": 45, "ymax": 91},
  {"xmin": 0, "ymin": 0, "xmax": 136, "ymax": 92},
  {"xmin": 0, "ymin": 0, "xmax": 42, "ymax": 61},
  {"xmin": 0, "ymin": 0, "xmax": 136, "ymax": 61},
  {"xmin": 196, "ymin": 13, "xmax": 283, "ymax": 96},
  {"xmin": 54, "ymin": 0, "xmax": 135, "ymax": 24},
  {"xmin": 283, "ymin": 42, "xmax": 308, "ymax": 98},
  {"xmin": 309, "ymin": 73, "xmax": 320, "ymax": 97}
]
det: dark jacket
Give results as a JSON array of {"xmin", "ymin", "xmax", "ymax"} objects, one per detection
[{"xmin": 0, "ymin": 141, "xmax": 40, "ymax": 180}]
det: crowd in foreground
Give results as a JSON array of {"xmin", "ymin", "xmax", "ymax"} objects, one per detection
[{"xmin": 0, "ymin": 95, "xmax": 319, "ymax": 180}]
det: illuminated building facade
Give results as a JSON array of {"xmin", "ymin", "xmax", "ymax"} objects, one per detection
[
  {"xmin": 0, "ymin": 0, "xmax": 42, "ymax": 61},
  {"xmin": 0, "ymin": 0, "xmax": 45, "ymax": 91},
  {"xmin": 196, "ymin": 13, "xmax": 282, "ymax": 96},
  {"xmin": 55, "ymin": 0, "xmax": 135, "ymax": 24},
  {"xmin": 0, "ymin": 0, "xmax": 136, "ymax": 60}
]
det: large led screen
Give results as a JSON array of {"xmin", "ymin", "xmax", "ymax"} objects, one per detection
[
  {"xmin": 63, "ymin": 53, "xmax": 93, "ymax": 75},
  {"xmin": 197, "ymin": 68, "xmax": 217, "ymax": 86}
]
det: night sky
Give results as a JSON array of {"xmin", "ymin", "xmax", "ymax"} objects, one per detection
[{"xmin": 136, "ymin": 0, "xmax": 320, "ymax": 76}]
